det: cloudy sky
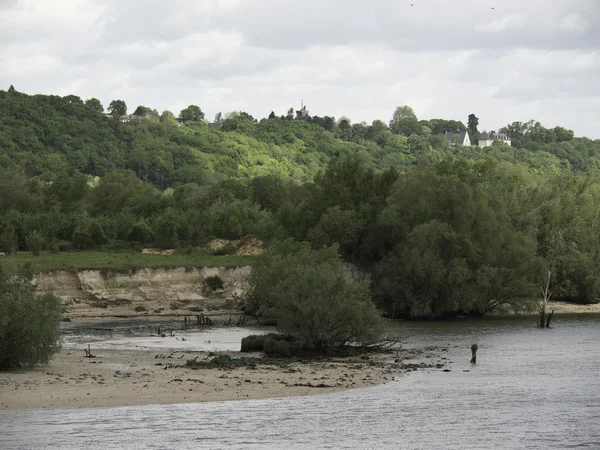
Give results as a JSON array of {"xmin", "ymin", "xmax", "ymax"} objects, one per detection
[{"xmin": 1, "ymin": 0, "xmax": 599, "ymax": 137}]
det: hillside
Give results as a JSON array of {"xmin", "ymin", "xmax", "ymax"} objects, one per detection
[{"xmin": 1, "ymin": 90, "xmax": 599, "ymax": 316}]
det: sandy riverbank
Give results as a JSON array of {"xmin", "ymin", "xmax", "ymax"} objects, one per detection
[
  {"xmin": 546, "ymin": 300, "xmax": 600, "ymax": 314},
  {"xmin": 0, "ymin": 346, "xmax": 444, "ymax": 411}
]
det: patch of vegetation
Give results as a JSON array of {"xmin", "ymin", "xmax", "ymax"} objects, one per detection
[
  {"xmin": 240, "ymin": 333, "xmax": 285, "ymax": 352},
  {"xmin": 247, "ymin": 241, "xmax": 385, "ymax": 350},
  {"xmin": 203, "ymin": 275, "xmax": 224, "ymax": 291},
  {"xmin": 134, "ymin": 305, "xmax": 147, "ymax": 312},
  {"xmin": 186, "ymin": 306, "xmax": 203, "ymax": 312},
  {"xmin": 0, "ymin": 263, "xmax": 62, "ymax": 369},
  {"xmin": 9, "ymin": 251, "xmax": 256, "ymax": 272}
]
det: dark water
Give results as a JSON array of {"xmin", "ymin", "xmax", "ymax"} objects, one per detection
[{"xmin": 1, "ymin": 315, "xmax": 599, "ymax": 449}]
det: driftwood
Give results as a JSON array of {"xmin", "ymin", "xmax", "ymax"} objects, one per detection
[{"xmin": 470, "ymin": 344, "xmax": 478, "ymax": 364}]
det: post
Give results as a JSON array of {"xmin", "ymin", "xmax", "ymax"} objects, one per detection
[
  {"xmin": 546, "ymin": 309, "xmax": 555, "ymax": 328},
  {"xmin": 470, "ymin": 344, "xmax": 478, "ymax": 364}
]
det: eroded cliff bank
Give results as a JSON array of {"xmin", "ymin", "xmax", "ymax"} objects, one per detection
[{"xmin": 34, "ymin": 266, "xmax": 252, "ymax": 320}]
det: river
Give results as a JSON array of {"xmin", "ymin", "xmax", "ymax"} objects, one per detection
[{"xmin": 1, "ymin": 314, "xmax": 599, "ymax": 449}]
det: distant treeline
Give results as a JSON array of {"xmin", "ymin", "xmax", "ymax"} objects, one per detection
[{"xmin": 1, "ymin": 90, "xmax": 599, "ymax": 316}]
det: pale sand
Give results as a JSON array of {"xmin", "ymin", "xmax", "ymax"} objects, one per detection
[
  {"xmin": 0, "ymin": 347, "xmax": 440, "ymax": 411},
  {"xmin": 547, "ymin": 300, "xmax": 600, "ymax": 314}
]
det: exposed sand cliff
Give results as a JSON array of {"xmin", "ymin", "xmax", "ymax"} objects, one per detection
[{"xmin": 33, "ymin": 266, "xmax": 252, "ymax": 320}]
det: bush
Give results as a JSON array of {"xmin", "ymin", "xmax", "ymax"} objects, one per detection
[
  {"xmin": 203, "ymin": 275, "xmax": 224, "ymax": 291},
  {"xmin": 240, "ymin": 333, "xmax": 282, "ymax": 352},
  {"xmin": 263, "ymin": 338, "xmax": 300, "ymax": 357},
  {"xmin": 0, "ymin": 265, "xmax": 62, "ymax": 369},
  {"xmin": 26, "ymin": 231, "xmax": 44, "ymax": 256},
  {"xmin": 126, "ymin": 221, "xmax": 155, "ymax": 245},
  {"xmin": 134, "ymin": 305, "xmax": 147, "ymax": 312},
  {"xmin": 247, "ymin": 241, "xmax": 385, "ymax": 350}
]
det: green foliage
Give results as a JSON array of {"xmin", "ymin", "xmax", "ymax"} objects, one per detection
[
  {"xmin": 240, "ymin": 333, "xmax": 283, "ymax": 352},
  {"xmin": 1, "ymin": 88, "xmax": 599, "ymax": 316},
  {"xmin": 134, "ymin": 305, "xmax": 147, "ymax": 312},
  {"xmin": 108, "ymin": 99, "xmax": 127, "ymax": 118},
  {"xmin": 247, "ymin": 241, "xmax": 385, "ymax": 349},
  {"xmin": 0, "ymin": 264, "xmax": 62, "ymax": 369},
  {"xmin": 179, "ymin": 105, "xmax": 205, "ymax": 123},
  {"xmin": 374, "ymin": 160, "xmax": 548, "ymax": 317},
  {"xmin": 126, "ymin": 221, "xmax": 155, "ymax": 244},
  {"xmin": 10, "ymin": 250, "xmax": 256, "ymax": 272},
  {"xmin": 84, "ymin": 98, "xmax": 104, "ymax": 113},
  {"xmin": 26, "ymin": 231, "xmax": 44, "ymax": 256},
  {"xmin": 203, "ymin": 275, "xmax": 224, "ymax": 291}
]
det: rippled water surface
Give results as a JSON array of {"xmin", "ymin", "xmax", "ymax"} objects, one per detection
[{"xmin": 1, "ymin": 315, "xmax": 599, "ymax": 449}]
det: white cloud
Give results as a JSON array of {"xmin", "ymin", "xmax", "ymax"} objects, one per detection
[{"xmin": 0, "ymin": 0, "xmax": 599, "ymax": 138}]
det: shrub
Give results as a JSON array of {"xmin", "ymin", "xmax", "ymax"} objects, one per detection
[
  {"xmin": 240, "ymin": 333, "xmax": 296, "ymax": 355},
  {"xmin": 263, "ymin": 338, "xmax": 300, "ymax": 357},
  {"xmin": 203, "ymin": 275, "xmax": 224, "ymax": 291},
  {"xmin": 126, "ymin": 221, "xmax": 155, "ymax": 245},
  {"xmin": 247, "ymin": 241, "xmax": 385, "ymax": 349},
  {"xmin": 134, "ymin": 305, "xmax": 147, "ymax": 312},
  {"xmin": 0, "ymin": 265, "xmax": 62, "ymax": 369},
  {"xmin": 26, "ymin": 231, "xmax": 45, "ymax": 256},
  {"xmin": 0, "ymin": 227, "xmax": 18, "ymax": 255}
]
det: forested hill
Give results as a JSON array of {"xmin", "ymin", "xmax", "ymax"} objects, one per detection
[
  {"xmin": 1, "ymin": 90, "xmax": 599, "ymax": 316},
  {"xmin": 1, "ymin": 90, "xmax": 599, "ymax": 187}
]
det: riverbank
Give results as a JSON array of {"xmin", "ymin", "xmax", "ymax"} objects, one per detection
[{"xmin": 0, "ymin": 346, "xmax": 444, "ymax": 411}]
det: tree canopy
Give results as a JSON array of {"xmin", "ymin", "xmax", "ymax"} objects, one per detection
[{"xmin": 0, "ymin": 89, "xmax": 598, "ymax": 317}]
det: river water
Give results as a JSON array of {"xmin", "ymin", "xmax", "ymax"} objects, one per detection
[{"xmin": 1, "ymin": 314, "xmax": 599, "ymax": 449}]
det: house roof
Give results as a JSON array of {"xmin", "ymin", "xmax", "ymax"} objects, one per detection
[{"xmin": 444, "ymin": 130, "xmax": 468, "ymax": 143}]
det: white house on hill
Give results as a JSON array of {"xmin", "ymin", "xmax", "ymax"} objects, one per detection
[
  {"xmin": 444, "ymin": 129, "xmax": 471, "ymax": 146},
  {"xmin": 478, "ymin": 131, "xmax": 511, "ymax": 148}
]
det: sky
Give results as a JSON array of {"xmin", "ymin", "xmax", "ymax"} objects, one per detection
[{"xmin": 1, "ymin": 0, "xmax": 599, "ymax": 138}]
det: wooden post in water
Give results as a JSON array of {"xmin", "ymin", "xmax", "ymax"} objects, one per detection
[{"xmin": 470, "ymin": 344, "xmax": 478, "ymax": 364}]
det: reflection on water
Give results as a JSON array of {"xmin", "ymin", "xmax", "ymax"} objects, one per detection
[{"xmin": 1, "ymin": 315, "xmax": 599, "ymax": 449}]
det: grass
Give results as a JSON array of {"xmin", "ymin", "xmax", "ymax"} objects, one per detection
[{"xmin": 9, "ymin": 250, "xmax": 257, "ymax": 272}]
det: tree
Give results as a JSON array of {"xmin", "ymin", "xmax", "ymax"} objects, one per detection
[
  {"xmin": 247, "ymin": 241, "xmax": 384, "ymax": 349},
  {"xmin": 132, "ymin": 105, "xmax": 158, "ymax": 119},
  {"xmin": 467, "ymin": 113, "xmax": 479, "ymax": 144},
  {"xmin": 179, "ymin": 105, "xmax": 205, "ymax": 123},
  {"xmin": 0, "ymin": 227, "xmax": 18, "ymax": 255},
  {"xmin": 389, "ymin": 105, "xmax": 419, "ymax": 136},
  {"xmin": 0, "ymin": 264, "xmax": 62, "ymax": 369},
  {"xmin": 214, "ymin": 112, "xmax": 223, "ymax": 123},
  {"xmin": 268, "ymin": 111, "xmax": 276, "ymax": 119},
  {"xmin": 26, "ymin": 231, "xmax": 44, "ymax": 256},
  {"xmin": 108, "ymin": 100, "xmax": 127, "ymax": 119},
  {"xmin": 374, "ymin": 160, "xmax": 546, "ymax": 318},
  {"xmin": 84, "ymin": 98, "xmax": 104, "ymax": 113}
]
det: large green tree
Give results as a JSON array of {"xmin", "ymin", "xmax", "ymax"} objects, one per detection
[
  {"xmin": 247, "ymin": 241, "xmax": 384, "ymax": 349},
  {"xmin": 179, "ymin": 105, "xmax": 205, "ymax": 123},
  {"xmin": 374, "ymin": 160, "xmax": 547, "ymax": 317},
  {"xmin": 108, "ymin": 99, "xmax": 127, "ymax": 118},
  {"xmin": 84, "ymin": 98, "xmax": 104, "ymax": 113}
]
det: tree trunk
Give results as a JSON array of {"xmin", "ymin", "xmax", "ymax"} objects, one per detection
[
  {"xmin": 546, "ymin": 309, "xmax": 555, "ymax": 328},
  {"xmin": 539, "ymin": 308, "xmax": 546, "ymax": 329}
]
